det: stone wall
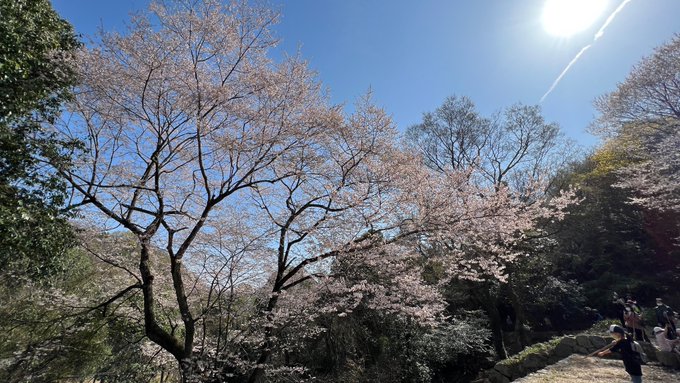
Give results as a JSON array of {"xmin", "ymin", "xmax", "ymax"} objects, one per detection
[
  {"xmin": 474, "ymin": 332, "xmax": 680, "ymax": 383},
  {"xmin": 473, "ymin": 335, "xmax": 612, "ymax": 383},
  {"xmin": 473, "ymin": 332, "xmax": 680, "ymax": 383}
]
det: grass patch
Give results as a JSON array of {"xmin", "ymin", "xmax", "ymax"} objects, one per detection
[{"xmin": 499, "ymin": 337, "xmax": 563, "ymax": 366}]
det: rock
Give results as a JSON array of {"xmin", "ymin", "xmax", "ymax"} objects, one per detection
[
  {"xmin": 495, "ymin": 362, "xmax": 524, "ymax": 380},
  {"xmin": 574, "ymin": 345, "xmax": 589, "ymax": 355},
  {"xmin": 587, "ymin": 335, "xmax": 608, "ymax": 351},
  {"xmin": 547, "ymin": 351, "xmax": 562, "ymax": 364},
  {"xmin": 486, "ymin": 368, "xmax": 511, "ymax": 383},
  {"xmin": 656, "ymin": 351, "xmax": 680, "ymax": 369},
  {"xmin": 560, "ymin": 337, "xmax": 577, "ymax": 348},
  {"xmin": 554, "ymin": 342, "xmax": 574, "ymax": 359},
  {"xmin": 575, "ymin": 335, "xmax": 592, "ymax": 349},
  {"xmin": 639, "ymin": 342, "xmax": 658, "ymax": 362},
  {"xmin": 523, "ymin": 352, "xmax": 548, "ymax": 372}
]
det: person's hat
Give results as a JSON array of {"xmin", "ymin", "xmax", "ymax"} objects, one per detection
[
  {"xmin": 656, "ymin": 297, "xmax": 663, "ymax": 302},
  {"xmin": 654, "ymin": 327, "xmax": 665, "ymax": 334},
  {"xmin": 609, "ymin": 325, "xmax": 626, "ymax": 335}
]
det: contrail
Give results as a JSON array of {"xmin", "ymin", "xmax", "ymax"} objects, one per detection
[
  {"xmin": 540, "ymin": 45, "xmax": 592, "ymax": 103},
  {"xmin": 540, "ymin": 0, "xmax": 634, "ymax": 103},
  {"xmin": 595, "ymin": 0, "xmax": 633, "ymax": 40}
]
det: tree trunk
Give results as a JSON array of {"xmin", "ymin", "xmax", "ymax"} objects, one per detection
[
  {"xmin": 139, "ymin": 241, "xmax": 193, "ymax": 382},
  {"xmin": 487, "ymin": 298, "xmax": 508, "ymax": 360},
  {"xmin": 248, "ymin": 348, "xmax": 272, "ymax": 383},
  {"xmin": 472, "ymin": 283, "xmax": 507, "ymax": 360},
  {"xmin": 179, "ymin": 362, "xmax": 191, "ymax": 383},
  {"xmin": 179, "ymin": 358, "xmax": 201, "ymax": 383},
  {"xmin": 247, "ymin": 294, "xmax": 280, "ymax": 383},
  {"xmin": 507, "ymin": 280, "xmax": 531, "ymax": 349}
]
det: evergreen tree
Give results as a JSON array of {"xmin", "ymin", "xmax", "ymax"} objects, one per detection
[{"xmin": 0, "ymin": 0, "xmax": 80, "ymax": 279}]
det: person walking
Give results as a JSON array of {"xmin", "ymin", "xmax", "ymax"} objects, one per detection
[{"xmin": 598, "ymin": 325, "xmax": 643, "ymax": 383}]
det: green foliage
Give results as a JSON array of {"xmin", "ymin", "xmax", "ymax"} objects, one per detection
[
  {"xmin": 502, "ymin": 239, "xmax": 591, "ymax": 332},
  {"xmin": 0, "ymin": 0, "xmax": 79, "ymax": 119},
  {"xmin": 576, "ymin": 144, "xmax": 632, "ymax": 179},
  {"xmin": 299, "ymin": 309, "xmax": 493, "ymax": 383},
  {"xmin": 0, "ymin": 198, "xmax": 76, "ymax": 281},
  {"xmin": 0, "ymin": 0, "xmax": 81, "ymax": 281},
  {"xmin": 547, "ymin": 145, "xmax": 680, "ymax": 319},
  {"xmin": 0, "ymin": 243, "xmax": 173, "ymax": 383},
  {"xmin": 0, "ymin": 249, "xmax": 109, "ymax": 382},
  {"xmin": 92, "ymin": 317, "xmax": 169, "ymax": 383}
]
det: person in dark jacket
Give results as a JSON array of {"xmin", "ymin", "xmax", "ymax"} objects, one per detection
[
  {"xmin": 598, "ymin": 325, "xmax": 643, "ymax": 383},
  {"xmin": 655, "ymin": 298, "xmax": 677, "ymax": 339},
  {"xmin": 613, "ymin": 292, "xmax": 626, "ymax": 326}
]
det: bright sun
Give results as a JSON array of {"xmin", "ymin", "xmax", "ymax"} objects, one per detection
[{"xmin": 542, "ymin": 0, "xmax": 608, "ymax": 37}]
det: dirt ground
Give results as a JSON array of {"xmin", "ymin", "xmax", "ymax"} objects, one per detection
[{"xmin": 513, "ymin": 355, "xmax": 680, "ymax": 382}]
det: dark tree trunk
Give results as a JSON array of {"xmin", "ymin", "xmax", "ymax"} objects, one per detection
[
  {"xmin": 247, "ymin": 294, "xmax": 280, "ymax": 383},
  {"xmin": 472, "ymin": 283, "xmax": 508, "ymax": 360},
  {"xmin": 487, "ymin": 298, "xmax": 508, "ymax": 360},
  {"xmin": 507, "ymin": 280, "xmax": 531, "ymax": 349}
]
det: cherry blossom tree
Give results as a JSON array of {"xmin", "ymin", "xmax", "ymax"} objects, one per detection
[
  {"xmin": 50, "ymin": 1, "xmax": 578, "ymax": 381},
  {"xmin": 593, "ymin": 35, "xmax": 680, "ymax": 219},
  {"xmin": 405, "ymin": 96, "xmax": 579, "ymax": 356},
  {"xmin": 53, "ymin": 0, "xmax": 335, "ymax": 379},
  {"xmin": 592, "ymin": 34, "xmax": 680, "ymax": 138}
]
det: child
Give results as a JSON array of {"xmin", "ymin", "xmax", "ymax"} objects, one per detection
[{"xmin": 598, "ymin": 325, "xmax": 643, "ymax": 383}]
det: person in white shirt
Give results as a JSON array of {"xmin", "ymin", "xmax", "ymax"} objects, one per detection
[{"xmin": 653, "ymin": 326, "xmax": 680, "ymax": 353}]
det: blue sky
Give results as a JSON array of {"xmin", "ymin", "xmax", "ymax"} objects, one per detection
[{"xmin": 52, "ymin": 0, "xmax": 680, "ymax": 148}]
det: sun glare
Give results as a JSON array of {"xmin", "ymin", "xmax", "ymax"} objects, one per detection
[{"xmin": 542, "ymin": 0, "xmax": 608, "ymax": 37}]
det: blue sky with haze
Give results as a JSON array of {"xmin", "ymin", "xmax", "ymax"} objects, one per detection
[{"xmin": 52, "ymin": 0, "xmax": 680, "ymax": 148}]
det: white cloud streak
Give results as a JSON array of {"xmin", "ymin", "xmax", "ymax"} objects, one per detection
[
  {"xmin": 540, "ymin": 44, "xmax": 592, "ymax": 103},
  {"xmin": 595, "ymin": 0, "xmax": 633, "ymax": 40},
  {"xmin": 540, "ymin": 0, "xmax": 634, "ymax": 103}
]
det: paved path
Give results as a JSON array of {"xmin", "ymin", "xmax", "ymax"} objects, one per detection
[{"xmin": 514, "ymin": 355, "xmax": 680, "ymax": 382}]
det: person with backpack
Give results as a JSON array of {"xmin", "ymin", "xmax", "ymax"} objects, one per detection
[
  {"xmin": 655, "ymin": 298, "xmax": 677, "ymax": 339},
  {"xmin": 626, "ymin": 298, "xmax": 642, "ymax": 316},
  {"xmin": 598, "ymin": 325, "xmax": 643, "ymax": 383},
  {"xmin": 624, "ymin": 304, "xmax": 650, "ymax": 342}
]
